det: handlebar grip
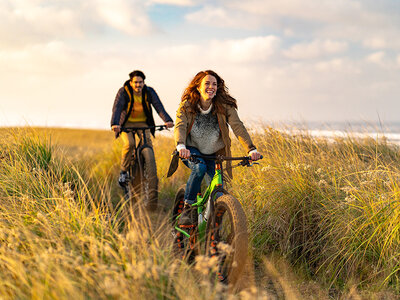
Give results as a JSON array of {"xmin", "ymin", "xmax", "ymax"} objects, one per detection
[{"xmin": 248, "ymin": 154, "xmax": 263, "ymax": 160}]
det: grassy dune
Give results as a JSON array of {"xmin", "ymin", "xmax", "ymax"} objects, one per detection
[{"xmin": 1, "ymin": 126, "xmax": 400, "ymax": 299}]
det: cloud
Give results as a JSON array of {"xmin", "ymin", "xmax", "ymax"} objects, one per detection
[
  {"xmin": 186, "ymin": 0, "xmax": 400, "ymax": 50},
  {"xmin": 210, "ymin": 36, "xmax": 280, "ymax": 63},
  {"xmin": 151, "ymin": 0, "xmax": 195, "ymax": 5},
  {"xmin": 363, "ymin": 37, "xmax": 387, "ymax": 49},
  {"xmin": 185, "ymin": 0, "xmax": 366, "ymax": 33},
  {"xmin": 154, "ymin": 36, "xmax": 280, "ymax": 65},
  {"xmin": 366, "ymin": 51, "xmax": 385, "ymax": 65},
  {"xmin": 227, "ymin": 0, "xmax": 363, "ymax": 22},
  {"xmin": 185, "ymin": 5, "xmax": 261, "ymax": 29},
  {"xmin": 238, "ymin": 56, "xmax": 400, "ymax": 122},
  {"xmin": 0, "ymin": 0, "xmax": 156, "ymax": 49},
  {"xmin": 1, "ymin": 36, "xmax": 400, "ymax": 128},
  {"xmin": 96, "ymin": 0, "xmax": 155, "ymax": 35},
  {"xmin": 284, "ymin": 39, "xmax": 348, "ymax": 60},
  {"xmin": 0, "ymin": 1, "xmax": 83, "ymax": 48},
  {"xmin": 2, "ymin": 0, "xmax": 400, "ymax": 127},
  {"xmin": 0, "ymin": 40, "xmax": 108, "ymax": 81},
  {"xmin": 314, "ymin": 58, "xmax": 359, "ymax": 73},
  {"xmin": 154, "ymin": 44, "xmax": 201, "ymax": 65}
]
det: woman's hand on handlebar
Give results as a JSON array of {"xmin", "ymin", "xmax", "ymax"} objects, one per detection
[
  {"xmin": 250, "ymin": 150, "xmax": 262, "ymax": 161},
  {"xmin": 179, "ymin": 148, "xmax": 191, "ymax": 159}
]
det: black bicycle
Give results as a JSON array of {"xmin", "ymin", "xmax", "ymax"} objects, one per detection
[{"xmin": 120, "ymin": 125, "xmax": 167, "ymax": 210}]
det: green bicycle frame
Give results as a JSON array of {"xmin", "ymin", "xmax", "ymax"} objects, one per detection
[{"xmin": 174, "ymin": 163, "xmax": 224, "ymax": 239}]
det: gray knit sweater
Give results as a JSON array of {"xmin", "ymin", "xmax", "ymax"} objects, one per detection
[{"xmin": 186, "ymin": 104, "xmax": 225, "ymax": 154}]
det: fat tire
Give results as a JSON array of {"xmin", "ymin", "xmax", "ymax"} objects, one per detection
[
  {"xmin": 125, "ymin": 160, "xmax": 139, "ymax": 204},
  {"xmin": 171, "ymin": 185, "xmax": 186, "ymax": 255},
  {"xmin": 171, "ymin": 185, "xmax": 197, "ymax": 262},
  {"xmin": 122, "ymin": 162, "xmax": 138, "ymax": 204},
  {"xmin": 132, "ymin": 147, "xmax": 158, "ymax": 210},
  {"xmin": 171, "ymin": 184, "xmax": 186, "ymax": 223},
  {"xmin": 207, "ymin": 194, "xmax": 248, "ymax": 287},
  {"xmin": 124, "ymin": 182, "xmax": 134, "ymax": 202}
]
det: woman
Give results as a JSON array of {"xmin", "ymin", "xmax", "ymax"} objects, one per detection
[{"xmin": 174, "ymin": 70, "xmax": 261, "ymax": 225}]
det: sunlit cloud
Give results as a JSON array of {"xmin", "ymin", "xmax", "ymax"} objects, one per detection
[
  {"xmin": 363, "ymin": 37, "xmax": 387, "ymax": 50},
  {"xmin": 150, "ymin": 0, "xmax": 195, "ymax": 5},
  {"xmin": 314, "ymin": 58, "xmax": 359, "ymax": 73},
  {"xmin": 1, "ymin": 0, "xmax": 400, "ymax": 128},
  {"xmin": 0, "ymin": 0, "xmax": 156, "ymax": 50},
  {"xmin": 284, "ymin": 39, "xmax": 348, "ymax": 60},
  {"xmin": 192, "ymin": 0, "xmax": 400, "ymax": 50},
  {"xmin": 0, "ymin": 1, "xmax": 82, "ymax": 48},
  {"xmin": 154, "ymin": 36, "xmax": 280, "ymax": 64},
  {"xmin": 227, "ymin": 0, "xmax": 363, "ymax": 22},
  {"xmin": 366, "ymin": 51, "xmax": 385, "ymax": 65},
  {"xmin": 0, "ymin": 41, "xmax": 93, "ymax": 77},
  {"xmin": 96, "ymin": 0, "xmax": 155, "ymax": 35},
  {"xmin": 210, "ymin": 36, "xmax": 280, "ymax": 63},
  {"xmin": 154, "ymin": 44, "xmax": 201, "ymax": 65},
  {"xmin": 185, "ymin": 5, "xmax": 261, "ymax": 29}
]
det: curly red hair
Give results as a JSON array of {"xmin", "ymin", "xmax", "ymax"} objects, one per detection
[{"xmin": 181, "ymin": 70, "xmax": 237, "ymax": 115}]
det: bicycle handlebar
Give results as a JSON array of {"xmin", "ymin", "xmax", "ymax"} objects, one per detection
[
  {"xmin": 174, "ymin": 151, "xmax": 263, "ymax": 164},
  {"xmin": 167, "ymin": 151, "xmax": 262, "ymax": 177},
  {"xmin": 190, "ymin": 154, "xmax": 263, "ymax": 161},
  {"xmin": 121, "ymin": 125, "xmax": 168, "ymax": 132}
]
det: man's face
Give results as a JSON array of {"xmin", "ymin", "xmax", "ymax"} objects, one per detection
[{"xmin": 130, "ymin": 76, "xmax": 144, "ymax": 94}]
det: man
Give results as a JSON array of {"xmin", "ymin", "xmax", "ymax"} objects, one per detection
[{"xmin": 111, "ymin": 70, "xmax": 174, "ymax": 186}]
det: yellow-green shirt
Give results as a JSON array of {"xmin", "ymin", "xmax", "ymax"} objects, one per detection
[{"xmin": 128, "ymin": 94, "xmax": 147, "ymax": 123}]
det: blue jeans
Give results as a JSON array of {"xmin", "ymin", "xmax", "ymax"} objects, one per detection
[{"xmin": 183, "ymin": 147, "xmax": 216, "ymax": 204}]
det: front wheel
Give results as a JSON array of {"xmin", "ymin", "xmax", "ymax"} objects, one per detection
[{"xmin": 206, "ymin": 194, "xmax": 248, "ymax": 287}]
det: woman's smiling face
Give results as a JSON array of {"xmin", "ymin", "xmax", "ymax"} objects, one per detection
[{"xmin": 198, "ymin": 75, "xmax": 217, "ymax": 102}]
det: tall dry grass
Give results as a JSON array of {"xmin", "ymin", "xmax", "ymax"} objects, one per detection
[
  {"xmin": 230, "ymin": 127, "xmax": 400, "ymax": 295},
  {"xmin": 1, "ymin": 126, "xmax": 399, "ymax": 298},
  {"xmin": 0, "ymin": 128, "xmax": 278, "ymax": 299}
]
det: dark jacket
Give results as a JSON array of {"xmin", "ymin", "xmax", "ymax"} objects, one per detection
[{"xmin": 111, "ymin": 80, "xmax": 173, "ymax": 136}]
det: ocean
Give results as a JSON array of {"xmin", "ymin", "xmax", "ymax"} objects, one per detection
[
  {"xmin": 246, "ymin": 121, "xmax": 400, "ymax": 145},
  {"xmin": 289, "ymin": 121, "xmax": 400, "ymax": 145}
]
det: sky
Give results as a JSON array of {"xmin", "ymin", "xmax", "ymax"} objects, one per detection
[{"xmin": 0, "ymin": 0, "xmax": 400, "ymax": 129}]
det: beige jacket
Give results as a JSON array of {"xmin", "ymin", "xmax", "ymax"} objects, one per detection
[{"xmin": 174, "ymin": 100, "xmax": 256, "ymax": 178}]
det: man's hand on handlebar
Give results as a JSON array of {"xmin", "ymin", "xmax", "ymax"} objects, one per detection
[
  {"xmin": 165, "ymin": 121, "xmax": 174, "ymax": 129},
  {"xmin": 111, "ymin": 125, "xmax": 121, "ymax": 133}
]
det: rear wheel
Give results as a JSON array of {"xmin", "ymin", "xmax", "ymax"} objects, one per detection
[
  {"xmin": 206, "ymin": 194, "xmax": 248, "ymax": 286},
  {"xmin": 171, "ymin": 185, "xmax": 186, "ymax": 223},
  {"xmin": 173, "ymin": 227, "xmax": 197, "ymax": 263},
  {"xmin": 172, "ymin": 185, "xmax": 197, "ymax": 263}
]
